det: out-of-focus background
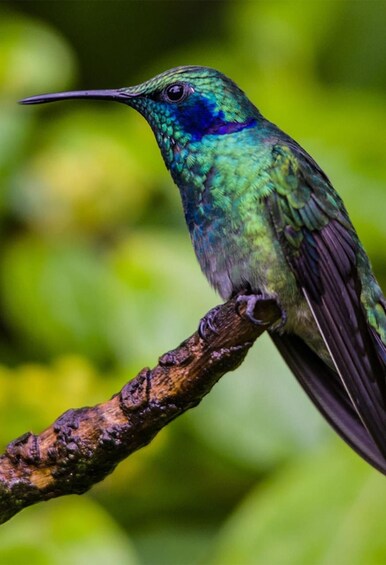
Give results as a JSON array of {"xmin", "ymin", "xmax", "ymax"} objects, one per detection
[{"xmin": 1, "ymin": 1, "xmax": 386, "ymax": 563}]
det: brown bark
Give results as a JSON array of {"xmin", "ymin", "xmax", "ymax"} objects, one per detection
[{"xmin": 0, "ymin": 296, "xmax": 280, "ymax": 524}]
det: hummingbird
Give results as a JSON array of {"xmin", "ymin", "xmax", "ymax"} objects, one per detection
[{"xmin": 20, "ymin": 66, "xmax": 386, "ymax": 474}]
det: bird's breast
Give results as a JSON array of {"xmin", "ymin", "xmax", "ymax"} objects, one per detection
[
  {"xmin": 189, "ymin": 187, "xmax": 292, "ymax": 301},
  {"xmin": 174, "ymin": 137, "xmax": 291, "ymax": 300},
  {"xmin": 175, "ymin": 138, "xmax": 329, "ymax": 360}
]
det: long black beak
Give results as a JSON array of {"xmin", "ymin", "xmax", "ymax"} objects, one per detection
[{"xmin": 19, "ymin": 89, "xmax": 135, "ymax": 105}]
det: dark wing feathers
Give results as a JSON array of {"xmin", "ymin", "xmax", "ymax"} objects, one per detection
[
  {"xmin": 302, "ymin": 222, "xmax": 386, "ymax": 426},
  {"xmin": 271, "ymin": 332, "xmax": 386, "ymax": 474},
  {"xmin": 267, "ymin": 143, "xmax": 386, "ymax": 470}
]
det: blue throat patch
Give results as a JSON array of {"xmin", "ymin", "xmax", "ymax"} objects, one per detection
[{"xmin": 177, "ymin": 96, "xmax": 256, "ymax": 141}]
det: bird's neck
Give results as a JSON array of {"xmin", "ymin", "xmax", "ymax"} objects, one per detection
[{"xmin": 164, "ymin": 124, "xmax": 262, "ymax": 233}]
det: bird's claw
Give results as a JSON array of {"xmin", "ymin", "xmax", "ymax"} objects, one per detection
[
  {"xmin": 236, "ymin": 293, "xmax": 287, "ymax": 330},
  {"xmin": 270, "ymin": 305, "xmax": 287, "ymax": 332},
  {"xmin": 236, "ymin": 294, "xmax": 265, "ymax": 325},
  {"xmin": 198, "ymin": 305, "xmax": 221, "ymax": 340}
]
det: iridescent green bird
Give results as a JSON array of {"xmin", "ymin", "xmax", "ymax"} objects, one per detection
[{"xmin": 20, "ymin": 66, "xmax": 386, "ymax": 473}]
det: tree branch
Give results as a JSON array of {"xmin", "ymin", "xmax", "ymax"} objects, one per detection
[{"xmin": 0, "ymin": 296, "xmax": 280, "ymax": 524}]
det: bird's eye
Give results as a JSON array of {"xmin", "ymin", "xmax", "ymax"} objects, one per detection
[{"xmin": 163, "ymin": 83, "xmax": 189, "ymax": 103}]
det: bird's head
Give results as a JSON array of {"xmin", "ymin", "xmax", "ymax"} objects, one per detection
[{"xmin": 20, "ymin": 66, "xmax": 259, "ymax": 164}]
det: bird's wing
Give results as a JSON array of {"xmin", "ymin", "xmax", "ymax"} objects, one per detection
[
  {"xmin": 265, "ymin": 142, "xmax": 386, "ymax": 462},
  {"xmin": 270, "ymin": 332, "xmax": 386, "ymax": 473}
]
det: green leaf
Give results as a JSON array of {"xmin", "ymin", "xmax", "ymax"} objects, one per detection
[
  {"xmin": 12, "ymin": 110, "xmax": 154, "ymax": 236},
  {"xmin": 0, "ymin": 237, "xmax": 122, "ymax": 362},
  {"xmin": 0, "ymin": 11, "xmax": 75, "ymax": 98},
  {"xmin": 0, "ymin": 496, "xmax": 138, "ymax": 565},
  {"xmin": 210, "ymin": 443, "xmax": 386, "ymax": 565}
]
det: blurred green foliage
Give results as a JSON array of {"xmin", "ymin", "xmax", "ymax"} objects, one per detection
[{"xmin": 0, "ymin": 1, "xmax": 385, "ymax": 563}]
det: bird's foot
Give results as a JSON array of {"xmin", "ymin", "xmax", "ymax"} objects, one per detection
[
  {"xmin": 270, "ymin": 301, "xmax": 287, "ymax": 332},
  {"xmin": 198, "ymin": 305, "xmax": 222, "ymax": 340},
  {"xmin": 236, "ymin": 293, "xmax": 265, "ymax": 325},
  {"xmin": 236, "ymin": 292, "xmax": 287, "ymax": 330}
]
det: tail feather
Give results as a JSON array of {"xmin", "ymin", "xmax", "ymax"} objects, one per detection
[{"xmin": 270, "ymin": 331, "xmax": 386, "ymax": 474}]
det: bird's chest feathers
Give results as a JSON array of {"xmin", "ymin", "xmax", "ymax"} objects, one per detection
[{"xmin": 173, "ymin": 140, "xmax": 286, "ymax": 299}]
